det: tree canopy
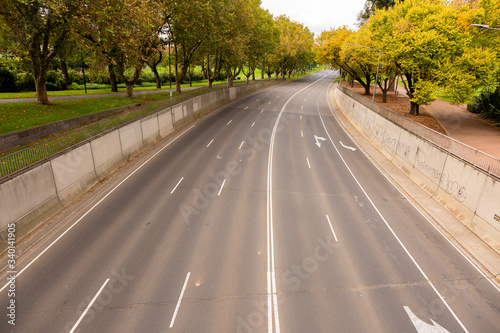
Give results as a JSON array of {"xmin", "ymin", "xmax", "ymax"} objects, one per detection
[
  {"xmin": 318, "ymin": 0, "xmax": 499, "ymax": 115},
  {"xmin": 0, "ymin": 0, "xmax": 316, "ymax": 104}
]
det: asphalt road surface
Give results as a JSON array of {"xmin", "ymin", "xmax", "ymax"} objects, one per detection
[{"xmin": 1, "ymin": 70, "xmax": 499, "ymax": 332}]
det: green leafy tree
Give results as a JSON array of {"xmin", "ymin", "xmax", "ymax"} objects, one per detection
[
  {"xmin": 242, "ymin": 7, "xmax": 279, "ymax": 84},
  {"xmin": 170, "ymin": 0, "xmax": 211, "ymax": 93},
  {"xmin": 275, "ymin": 15, "xmax": 314, "ymax": 79},
  {"xmin": 0, "ymin": 0, "xmax": 78, "ymax": 104},
  {"xmin": 357, "ymin": 0, "xmax": 395, "ymax": 26},
  {"xmin": 76, "ymin": 0, "xmax": 170, "ymax": 97}
]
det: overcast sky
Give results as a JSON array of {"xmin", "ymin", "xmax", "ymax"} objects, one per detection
[{"xmin": 260, "ymin": 0, "xmax": 366, "ymax": 36}]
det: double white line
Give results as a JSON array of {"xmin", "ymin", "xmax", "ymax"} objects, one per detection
[{"xmin": 266, "ymin": 76, "xmax": 326, "ymax": 332}]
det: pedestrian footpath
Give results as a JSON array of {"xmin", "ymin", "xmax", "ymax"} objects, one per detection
[{"xmin": 394, "ymin": 84, "xmax": 500, "ymax": 159}]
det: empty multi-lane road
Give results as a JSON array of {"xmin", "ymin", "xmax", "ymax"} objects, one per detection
[{"xmin": 1, "ymin": 70, "xmax": 499, "ymax": 332}]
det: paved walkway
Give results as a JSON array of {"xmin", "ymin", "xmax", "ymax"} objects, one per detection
[
  {"xmin": 394, "ymin": 84, "xmax": 500, "ymax": 159},
  {"xmin": 426, "ymin": 100, "xmax": 500, "ymax": 159}
]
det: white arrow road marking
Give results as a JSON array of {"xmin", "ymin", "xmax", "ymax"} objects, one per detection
[
  {"xmin": 314, "ymin": 135, "xmax": 327, "ymax": 148},
  {"xmin": 404, "ymin": 306, "xmax": 451, "ymax": 333},
  {"xmin": 340, "ymin": 141, "xmax": 356, "ymax": 151}
]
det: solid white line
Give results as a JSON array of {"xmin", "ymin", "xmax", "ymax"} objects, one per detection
[
  {"xmin": 0, "ymin": 125, "xmax": 196, "ymax": 294},
  {"xmin": 251, "ymin": 122, "xmax": 256, "ymax": 128},
  {"xmin": 318, "ymin": 101, "xmax": 469, "ymax": 332},
  {"xmin": 326, "ymin": 215, "xmax": 338, "ymax": 242},
  {"xmin": 227, "ymin": 120, "xmax": 232, "ymax": 125},
  {"xmin": 207, "ymin": 139, "xmax": 214, "ymax": 147},
  {"xmin": 326, "ymin": 85, "xmax": 500, "ymax": 293},
  {"xmin": 218, "ymin": 179, "xmax": 226, "ymax": 196},
  {"xmin": 171, "ymin": 177, "xmax": 184, "ymax": 194},
  {"xmin": 239, "ymin": 141, "xmax": 245, "ymax": 149},
  {"xmin": 169, "ymin": 272, "xmax": 191, "ymax": 328},
  {"xmin": 306, "ymin": 157, "xmax": 311, "ymax": 169},
  {"xmin": 69, "ymin": 279, "xmax": 110, "ymax": 333},
  {"xmin": 266, "ymin": 74, "xmax": 326, "ymax": 332}
]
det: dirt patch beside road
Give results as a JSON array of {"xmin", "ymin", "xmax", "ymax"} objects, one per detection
[{"xmin": 344, "ymin": 82, "xmax": 447, "ymax": 135}]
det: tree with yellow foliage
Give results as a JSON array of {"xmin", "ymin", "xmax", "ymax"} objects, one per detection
[{"xmin": 369, "ymin": 0, "xmax": 497, "ymax": 115}]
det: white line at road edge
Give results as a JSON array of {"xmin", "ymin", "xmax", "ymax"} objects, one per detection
[
  {"xmin": 171, "ymin": 177, "xmax": 184, "ymax": 194},
  {"xmin": 326, "ymin": 84, "xmax": 500, "ymax": 294},
  {"xmin": 319, "ymin": 88, "xmax": 469, "ymax": 332},
  {"xmin": 69, "ymin": 278, "xmax": 110, "ymax": 333},
  {"xmin": 266, "ymin": 75, "xmax": 327, "ymax": 333},
  {"xmin": 169, "ymin": 272, "xmax": 191, "ymax": 328},
  {"xmin": 325, "ymin": 215, "xmax": 338, "ymax": 242},
  {"xmin": 0, "ymin": 125, "xmax": 196, "ymax": 293},
  {"xmin": 218, "ymin": 179, "xmax": 226, "ymax": 196}
]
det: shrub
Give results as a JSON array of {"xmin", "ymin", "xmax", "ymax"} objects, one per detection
[
  {"xmin": 139, "ymin": 71, "xmax": 156, "ymax": 83},
  {"xmin": 15, "ymin": 71, "xmax": 36, "ymax": 91},
  {"xmin": 469, "ymin": 90, "xmax": 500, "ymax": 123},
  {"xmin": 46, "ymin": 82, "xmax": 60, "ymax": 91},
  {"xmin": 46, "ymin": 70, "xmax": 67, "ymax": 90},
  {"xmin": 0, "ymin": 67, "xmax": 18, "ymax": 92},
  {"xmin": 68, "ymin": 69, "xmax": 85, "ymax": 85}
]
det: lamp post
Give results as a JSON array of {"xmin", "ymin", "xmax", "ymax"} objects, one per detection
[
  {"xmin": 346, "ymin": 43, "xmax": 382, "ymax": 102},
  {"xmin": 168, "ymin": 38, "xmax": 172, "ymax": 105},
  {"xmin": 470, "ymin": 23, "xmax": 500, "ymax": 31}
]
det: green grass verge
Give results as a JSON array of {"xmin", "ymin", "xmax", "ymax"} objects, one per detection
[
  {"xmin": 0, "ymin": 79, "xmax": 235, "ymax": 99},
  {"xmin": 0, "ymin": 92, "xmax": 177, "ymax": 135}
]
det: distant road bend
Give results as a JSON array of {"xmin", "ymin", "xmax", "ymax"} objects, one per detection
[{"xmin": 1, "ymin": 70, "xmax": 499, "ymax": 332}]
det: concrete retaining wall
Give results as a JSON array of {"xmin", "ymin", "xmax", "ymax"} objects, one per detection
[
  {"xmin": 333, "ymin": 84, "xmax": 500, "ymax": 254},
  {"xmin": 0, "ymin": 80, "xmax": 282, "ymax": 251}
]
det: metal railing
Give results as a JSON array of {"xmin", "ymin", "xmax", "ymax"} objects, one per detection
[
  {"xmin": 0, "ymin": 87, "xmax": 207, "ymax": 179},
  {"xmin": 338, "ymin": 85, "xmax": 500, "ymax": 178}
]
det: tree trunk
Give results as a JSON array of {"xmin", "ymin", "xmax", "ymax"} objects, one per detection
[
  {"xmin": 124, "ymin": 66, "xmax": 142, "ymax": 98},
  {"xmin": 410, "ymin": 101, "xmax": 420, "ymax": 115},
  {"xmin": 364, "ymin": 84, "xmax": 370, "ymax": 95},
  {"xmin": 151, "ymin": 66, "xmax": 161, "ymax": 89},
  {"xmin": 60, "ymin": 59, "xmax": 71, "ymax": 85},
  {"xmin": 34, "ymin": 73, "xmax": 50, "ymax": 105},
  {"xmin": 109, "ymin": 64, "xmax": 118, "ymax": 92},
  {"xmin": 126, "ymin": 82, "xmax": 134, "ymax": 97}
]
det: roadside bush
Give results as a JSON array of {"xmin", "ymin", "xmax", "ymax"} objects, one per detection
[
  {"xmin": 46, "ymin": 70, "xmax": 67, "ymax": 90},
  {"xmin": 15, "ymin": 71, "xmax": 35, "ymax": 91},
  {"xmin": 0, "ymin": 67, "xmax": 18, "ymax": 92},
  {"xmin": 159, "ymin": 71, "xmax": 175, "ymax": 84},
  {"xmin": 139, "ymin": 71, "xmax": 156, "ymax": 84},
  {"xmin": 469, "ymin": 90, "xmax": 500, "ymax": 123},
  {"xmin": 68, "ymin": 69, "xmax": 84, "ymax": 85},
  {"xmin": 86, "ymin": 70, "xmax": 111, "ymax": 84},
  {"xmin": 183, "ymin": 71, "xmax": 205, "ymax": 83}
]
